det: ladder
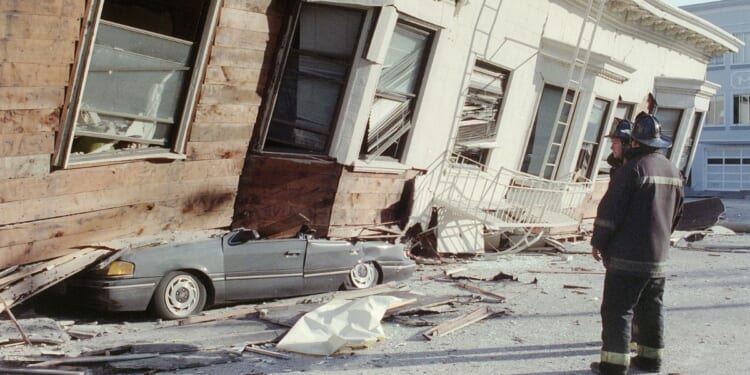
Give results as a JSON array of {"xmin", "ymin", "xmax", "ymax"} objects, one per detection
[{"xmin": 539, "ymin": 0, "xmax": 606, "ymax": 180}]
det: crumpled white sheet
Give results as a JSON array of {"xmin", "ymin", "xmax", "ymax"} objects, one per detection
[{"xmin": 276, "ymin": 295, "xmax": 402, "ymax": 356}]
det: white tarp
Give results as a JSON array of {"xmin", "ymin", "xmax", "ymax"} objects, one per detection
[{"xmin": 276, "ymin": 295, "xmax": 402, "ymax": 356}]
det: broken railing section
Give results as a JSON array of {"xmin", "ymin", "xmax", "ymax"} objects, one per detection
[{"xmin": 418, "ymin": 152, "xmax": 593, "ymax": 255}]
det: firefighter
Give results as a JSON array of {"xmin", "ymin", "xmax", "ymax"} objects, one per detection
[
  {"xmin": 604, "ymin": 119, "xmax": 633, "ymax": 177},
  {"xmin": 590, "ymin": 113, "xmax": 684, "ymax": 375}
]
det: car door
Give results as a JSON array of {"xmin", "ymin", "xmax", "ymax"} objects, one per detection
[
  {"xmin": 222, "ymin": 234, "xmax": 306, "ymax": 301},
  {"xmin": 303, "ymin": 239, "xmax": 362, "ymax": 294}
]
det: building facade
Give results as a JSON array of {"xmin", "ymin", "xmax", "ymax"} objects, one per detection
[
  {"xmin": 0, "ymin": 0, "xmax": 740, "ymax": 268},
  {"xmin": 683, "ymin": 0, "xmax": 750, "ymax": 196}
]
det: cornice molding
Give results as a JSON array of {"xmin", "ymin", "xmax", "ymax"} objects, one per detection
[
  {"xmin": 654, "ymin": 76, "xmax": 720, "ymax": 99},
  {"xmin": 540, "ymin": 37, "xmax": 636, "ymax": 84}
]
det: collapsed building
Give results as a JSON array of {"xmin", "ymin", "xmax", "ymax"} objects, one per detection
[{"xmin": 0, "ymin": 0, "xmax": 741, "ymax": 268}]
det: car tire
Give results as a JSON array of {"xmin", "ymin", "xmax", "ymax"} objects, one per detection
[
  {"xmin": 344, "ymin": 262, "xmax": 379, "ymax": 290},
  {"xmin": 152, "ymin": 271, "xmax": 206, "ymax": 320}
]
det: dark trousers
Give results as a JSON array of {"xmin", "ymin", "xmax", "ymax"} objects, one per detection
[{"xmin": 601, "ymin": 271, "xmax": 665, "ymax": 357}]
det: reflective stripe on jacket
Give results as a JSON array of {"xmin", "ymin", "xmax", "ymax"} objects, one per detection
[{"xmin": 591, "ymin": 149, "xmax": 684, "ymax": 277}]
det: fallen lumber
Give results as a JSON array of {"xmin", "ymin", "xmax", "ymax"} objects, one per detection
[
  {"xmin": 0, "ymin": 368, "xmax": 85, "ymax": 375},
  {"xmin": 1, "ymin": 295, "xmax": 31, "ymax": 345},
  {"xmin": 258, "ymin": 213, "xmax": 311, "ymax": 239},
  {"xmin": 422, "ymin": 306, "xmax": 495, "ymax": 340},
  {"xmin": 0, "ymin": 249, "xmax": 110, "ymax": 312},
  {"xmin": 454, "ymin": 282, "xmax": 506, "ymax": 302},
  {"xmin": 27, "ymin": 353, "xmax": 158, "ymax": 367},
  {"xmin": 244, "ymin": 345, "xmax": 290, "ymax": 359},
  {"xmin": 177, "ymin": 307, "xmax": 258, "ymax": 326},
  {"xmin": 527, "ymin": 269, "xmax": 604, "ymax": 275}
]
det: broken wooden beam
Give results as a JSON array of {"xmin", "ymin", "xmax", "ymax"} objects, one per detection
[
  {"xmin": 454, "ymin": 282, "xmax": 506, "ymax": 302},
  {"xmin": 177, "ymin": 307, "xmax": 258, "ymax": 326},
  {"xmin": 27, "ymin": 353, "xmax": 159, "ymax": 367},
  {"xmin": 527, "ymin": 269, "xmax": 604, "ymax": 275},
  {"xmin": 422, "ymin": 306, "xmax": 495, "ymax": 340},
  {"xmin": 1, "ymin": 295, "xmax": 31, "ymax": 345},
  {"xmin": 0, "ymin": 368, "xmax": 85, "ymax": 374},
  {"xmin": 244, "ymin": 345, "xmax": 290, "ymax": 359}
]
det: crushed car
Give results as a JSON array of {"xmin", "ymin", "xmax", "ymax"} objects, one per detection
[{"xmin": 68, "ymin": 228, "xmax": 415, "ymax": 319}]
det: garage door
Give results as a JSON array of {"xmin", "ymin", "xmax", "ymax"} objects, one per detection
[{"xmin": 705, "ymin": 147, "xmax": 750, "ymax": 191}]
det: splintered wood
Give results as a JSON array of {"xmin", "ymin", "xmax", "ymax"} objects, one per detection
[{"xmin": 422, "ymin": 306, "xmax": 496, "ymax": 340}]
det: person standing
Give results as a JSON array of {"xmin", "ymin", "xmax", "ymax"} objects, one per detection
[{"xmin": 590, "ymin": 113, "xmax": 684, "ymax": 375}]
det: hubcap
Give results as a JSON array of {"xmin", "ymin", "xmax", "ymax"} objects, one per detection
[
  {"xmin": 350, "ymin": 263, "xmax": 376, "ymax": 289},
  {"xmin": 164, "ymin": 275, "xmax": 199, "ymax": 316}
]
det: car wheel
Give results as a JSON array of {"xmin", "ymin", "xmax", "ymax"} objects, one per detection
[
  {"xmin": 153, "ymin": 271, "xmax": 206, "ymax": 320},
  {"xmin": 345, "ymin": 262, "xmax": 379, "ymax": 290}
]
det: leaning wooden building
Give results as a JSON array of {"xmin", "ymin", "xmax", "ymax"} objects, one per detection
[{"xmin": 0, "ymin": 0, "xmax": 741, "ymax": 268}]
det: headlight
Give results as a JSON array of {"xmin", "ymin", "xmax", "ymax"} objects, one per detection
[{"xmin": 106, "ymin": 261, "xmax": 135, "ymax": 276}]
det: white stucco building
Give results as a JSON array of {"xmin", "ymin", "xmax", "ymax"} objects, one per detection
[{"xmin": 682, "ymin": 0, "xmax": 750, "ymax": 196}]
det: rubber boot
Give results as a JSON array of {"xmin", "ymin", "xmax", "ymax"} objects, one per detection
[
  {"xmin": 631, "ymin": 356, "xmax": 661, "ymax": 373},
  {"xmin": 590, "ymin": 361, "xmax": 628, "ymax": 375}
]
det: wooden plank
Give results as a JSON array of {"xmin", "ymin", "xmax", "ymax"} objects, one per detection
[
  {"xmin": 336, "ymin": 176, "xmax": 409, "ymax": 195},
  {"xmin": 214, "ymin": 26, "xmax": 274, "ymax": 50},
  {"xmin": 0, "ymin": 109, "xmax": 59, "ymax": 134},
  {"xmin": 223, "ymin": 0, "xmax": 277, "ymax": 14},
  {"xmin": 0, "ymin": 158, "xmax": 244, "ymax": 205},
  {"xmin": 0, "ymin": 155, "xmax": 49, "ymax": 180},
  {"xmin": 0, "ymin": 133, "xmax": 55, "ymax": 157},
  {"xmin": 0, "ymin": 368, "xmax": 83, "ymax": 375},
  {"xmin": 244, "ymin": 345, "xmax": 290, "ymax": 359},
  {"xmin": 219, "ymin": 7, "xmax": 281, "ymax": 33},
  {"xmin": 61, "ymin": 0, "xmax": 85, "ymax": 18},
  {"xmin": 209, "ymin": 45, "xmax": 269, "ymax": 69},
  {"xmin": 422, "ymin": 306, "xmax": 495, "ymax": 340},
  {"xmin": 0, "ymin": 176, "xmax": 239, "ymax": 226},
  {"xmin": 204, "ymin": 66, "xmax": 267, "ymax": 85},
  {"xmin": 194, "ymin": 103, "xmax": 259, "ymax": 123},
  {"xmin": 0, "ymin": 203, "xmax": 157, "ymax": 249},
  {"xmin": 454, "ymin": 281, "xmax": 507, "ymax": 302},
  {"xmin": 0, "ymin": 87, "xmax": 65, "ymax": 110},
  {"xmin": 28, "ymin": 353, "xmax": 158, "ymax": 368},
  {"xmin": 0, "ymin": 13, "xmax": 80, "ymax": 40},
  {"xmin": 186, "ymin": 140, "xmax": 249, "ymax": 161},
  {"xmin": 329, "ymin": 208, "xmax": 380, "ymax": 226},
  {"xmin": 0, "ymin": 249, "xmax": 109, "ymax": 309},
  {"xmin": 0, "ymin": 39, "xmax": 76, "ymax": 64},
  {"xmin": 0, "ymin": 63, "xmax": 70, "ymax": 87},
  {"xmin": 199, "ymin": 84, "xmax": 263, "ymax": 105},
  {"xmin": 189, "ymin": 122, "xmax": 255, "ymax": 142},
  {"xmin": 0, "ymin": 0, "xmax": 63, "ymax": 15}
]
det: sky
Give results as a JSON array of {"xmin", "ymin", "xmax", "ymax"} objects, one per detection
[{"xmin": 667, "ymin": 0, "xmax": 714, "ymax": 6}]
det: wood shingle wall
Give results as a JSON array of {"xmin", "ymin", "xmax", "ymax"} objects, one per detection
[{"xmin": 0, "ymin": 0, "xmax": 284, "ymax": 269}]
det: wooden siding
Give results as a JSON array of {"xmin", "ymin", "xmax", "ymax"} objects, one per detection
[
  {"xmin": 0, "ymin": 0, "xmax": 284, "ymax": 268},
  {"xmin": 232, "ymin": 155, "xmax": 342, "ymax": 237},
  {"xmin": 327, "ymin": 169, "xmax": 419, "ymax": 239}
]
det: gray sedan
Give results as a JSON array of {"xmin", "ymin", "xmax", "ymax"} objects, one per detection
[{"xmin": 69, "ymin": 229, "xmax": 415, "ymax": 319}]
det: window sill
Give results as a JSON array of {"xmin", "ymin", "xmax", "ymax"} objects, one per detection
[
  {"xmin": 67, "ymin": 149, "xmax": 186, "ymax": 168},
  {"xmin": 352, "ymin": 158, "xmax": 409, "ymax": 174}
]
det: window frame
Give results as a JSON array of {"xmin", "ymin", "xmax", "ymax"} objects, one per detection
[
  {"xmin": 257, "ymin": 2, "xmax": 368, "ymax": 156},
  {"xmin": 577, "ymin": 97, "xmax": 611, "ymax": 179},
  {"xmin": 521, "ymin": 84, "xmax": 578, "ymax": 179},
  {"xmin": 452, "ymin": 59, "xmax": 509, "ymax": 167},
  {"xmin": 705, "ymin": 94, "xmax": 725, "ymax": 126},
  {"xmin": 654, "ymin": 107, "xmax": 684, "ymax": 159},
  {"xmin": 733, "ymin": 93, "xmax": 750, "ymax": 126},
  {"xmin": 54, "ymin": 0, "xmax": 220, "ymax": 168},
  {"xmin": 360, "ymin": 19, "xmax": 434, "ymax": 162}
]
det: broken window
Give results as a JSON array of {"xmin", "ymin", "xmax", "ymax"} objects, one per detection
[
  {"xmin": 452, "ymin": 61, "xmax": 508, "ymax": 166},
  {"xmin": 576, "ymin": 98, "xmax": 609, "ymax": 179},
  {"xmin": 654, "ymin": 107, "xmax": 683, "ymax": 158},
  {"xmin": 679, "ymin": 112, "xmax": 702, "ymax": 177},
  {"xmin": 262, "ymin": 4, "xmax": 365, "ymax": 154},
  {"xmin": 521, "ymin": 85, "xmax": 577, "ymax": 178},
  {"xmin": 57, "ymin": 0, "xmax": 218, "ymax": 166},
  {"xmin": 361, "ymin": 22, "xmax": 432, "ymax": 161}
]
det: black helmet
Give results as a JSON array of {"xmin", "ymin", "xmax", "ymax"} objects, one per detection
[
  {"xmin": 631, "ymin": 113, "xmax": 671, "ymax": 149},
  {"xmin": 605, "ymin": 119, "xmax": 633, "ymax": 141}
]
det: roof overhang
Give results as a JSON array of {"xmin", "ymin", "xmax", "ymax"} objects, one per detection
[{"xmin": 607, "ymin": 0, "xmax": 743, "ymax": 57}]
